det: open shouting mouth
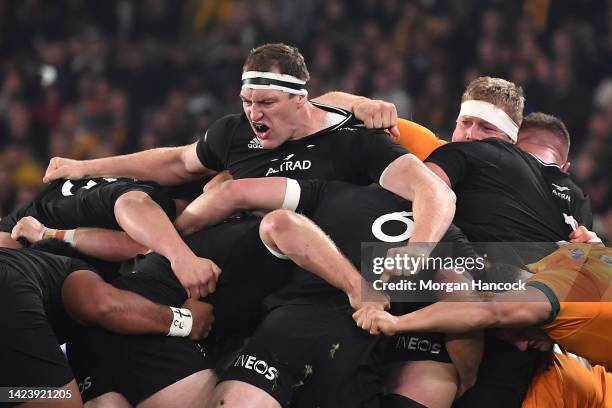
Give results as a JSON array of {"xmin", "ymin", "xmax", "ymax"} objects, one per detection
[{"xmin": 252, "ymin": 122, "xmax": 270, "ymax": 139}]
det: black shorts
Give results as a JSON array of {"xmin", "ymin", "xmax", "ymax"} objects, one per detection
[
  {"xmin": 0, "ymin": 266, "xmax": 73, "ymax": 389},
  {"xmin": 0, "ymin": 178, "xmax": 175, "ymax": 232},
  {"xmin": 384, "ymin": 332, "xmax": 451, "ymax": 364},
  {"xmin": 67, "ymin": 326, "xmax": 213, "ymax": 406},
  {"xmin": 221, "ymin": 304, "xmax": 385, "ymax": 408},
  {"xmin": 384, "ymin": 302, "xmax": 451, "ymax": 364}
]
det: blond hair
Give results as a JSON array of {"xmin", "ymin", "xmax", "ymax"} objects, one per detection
[{"xmin": 462, "ymin": 77, "xmax": 525, "ymax": 126}]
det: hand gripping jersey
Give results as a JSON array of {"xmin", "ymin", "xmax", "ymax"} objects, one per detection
[{"xmin": 526, "ymin": 243, "xmax": 612, "ymax": 369}]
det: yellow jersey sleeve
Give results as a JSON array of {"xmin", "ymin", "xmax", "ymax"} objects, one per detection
[
  {"xmin": 522, "ymin": 351, "xmax": 610, "ymax": 408},
  {"xmin": 526, "ymin": 244, "xmax": 612, "ymax": 369},
  {"xmin": 394, "ymin": 118, "xmax": 447, "ymax": 161}
]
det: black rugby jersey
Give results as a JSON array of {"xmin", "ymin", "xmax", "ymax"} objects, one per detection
[
  {"xmin": 0, "ymin": 178, "xmax": 175, "ymax": 233},
  {"xmin": 426, "ymin": 138, "xmax": 592, "ymax": 263},
  {"xmin": 196, "ymin": 102, "xmax": 407, "ymax": 183},
  {"xmin": 265, "ymin": 181, "xmax": 464, "ymax": 310},
  {"xmin": 0, "ymin": 248, "xmax": 91, "ymax": 314}
]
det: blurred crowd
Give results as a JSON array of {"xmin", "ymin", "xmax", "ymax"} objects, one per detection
[{"xmin": 1, "ymin": 0, "xmax": 611, "ymax": 239}]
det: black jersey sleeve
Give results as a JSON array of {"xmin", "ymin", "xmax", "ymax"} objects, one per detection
[
  {"xmin": 0, "ymin": 181, "xmax": 62, "ymax": 232},
  {"xmin": 425, "ymin": 140, "xmax": 498, "ymax": 188},
  {"xmin": 425, "ymin": 143, "xmax": 471, "ymax": 188},
  {"xmin": 348, "ymin": 129, "xmax": 409, "ymax": 182},
  {"xmin": 431, "ymin": 224, "xmax": 477, "ymax": 259},
  {"xmin": 295, "ymin": 179, "xmax": 327, "ymax": 215},
  {"xmin": 195, "ymin": 116, "xmax": 236, "ymax": 171},
  {"xmin": 575, "ymin": 193, "xmax": 593, "ymax": 229},
  {"xmin": 0, "ymin": 207, "xmax": 25, "ymax": 232}
]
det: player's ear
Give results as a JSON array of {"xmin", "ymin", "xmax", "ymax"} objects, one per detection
[
  {"xmin": 295, "ymin": 94, "xmax": 307, "ymax": 108},
  {"xmin": 561, "ymin": 161, "xmax": 570, "ymax": 173}
]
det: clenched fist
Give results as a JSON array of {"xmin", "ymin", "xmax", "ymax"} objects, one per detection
[
  {"xmin": 172, "ymin": 255, "xmax": 222, "ymax": 300},
  {"xmin": 44, "ymin": 157, "xmax": 86, "ymax": 183},
  {"xmin": 11, "ymin": 216, "xmax": 46, "ymax": 243},
  {"xmin": 352, "ymin": 98, "xmax": 400, "ymax": 137}
]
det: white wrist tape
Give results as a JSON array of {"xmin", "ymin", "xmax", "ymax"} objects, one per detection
[
  {"xmin": 64, "ymin": 229, "xmax": 76, "ymax": 247},
  {"xmin": 167, "ymin": 307, "xmax": 193, "ymax": 337},
  {"xmin": 458, "ymin": 100, "xmax": 519, "ymax": 142}
]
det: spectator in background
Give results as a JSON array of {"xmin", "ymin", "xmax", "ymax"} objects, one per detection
[{"xmin": 0, "ymin": 0, "xmax": 610, "ymax": 237}]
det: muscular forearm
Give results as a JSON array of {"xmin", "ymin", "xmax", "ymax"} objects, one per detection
[
  {"xmin": 64, "ymin": 270, "xmax": 174, "ymax": 335},
  {"xmin": 79, "ymin": 147, "xmax": 205, "ymax": 185},
  {"xmin": 312, "ymin": 91, "xmax": 366, "ymax": 111},
  {"xmin": 382, "ymin": 154, "xmax": 456, "ymax": 243},
  {"xmin": 91, "ymin": 288, "xmax": 174, "ymax": 335},
  {"xmin": 72, "ymin": 228, "xmax": 148, "ymax": 261},
  {"xmin": 0, "ymin": 232, "xmax": 21, "ymax": 248},
  {"xmin": 396, "ymin": 301, "xmax": 498, "ymax": 334},
  {"xmin": 175, "ymin": 177, "xmax": 290, "ymax": 235},
  {"xmin": 410, "ymin": 181, "xmax": 455, "ymax": 244}
]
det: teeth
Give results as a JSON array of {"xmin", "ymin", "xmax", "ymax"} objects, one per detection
[{"xmin": 254, "ymin": 123, "xmax": 269, "ymax": 132}]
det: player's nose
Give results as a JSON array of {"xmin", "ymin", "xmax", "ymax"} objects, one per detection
[
  {"xmin": 249, "ymin": 105, "xmax": 263, "ymax": 121},
  {"xmin": 465, "ymin": 124, "xmax": 475, "ymax": 141},
  {"xmin": 514, "ymin": 340, "xmax": 529, "ymax": 352}
]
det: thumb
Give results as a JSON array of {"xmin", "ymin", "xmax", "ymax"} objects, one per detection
[
  {"xmin": 389, "ymin": 125, "xmax": 400, "ymax": 138},
  {"xmin": 43, "ymin": 168, "xmax": 60, "ymax": 184}
]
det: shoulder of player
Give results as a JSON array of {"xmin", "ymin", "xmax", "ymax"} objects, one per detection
[
  {"xmin": 468, "ymin": 138, "xmax": 524, "ymax": 161},
  {"xmin": 202, "ymin": 113, "xmax": 246, "ymax": 142},
  {"xmin": 310, "ymin": 101, "xmax": 375, "ymax": 133},
  {"xmin": 1, "ymin": 247, "xmax": 68, "ymax": 267}
]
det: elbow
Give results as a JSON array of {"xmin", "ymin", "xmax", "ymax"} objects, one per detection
[
  {"xmin": 430, "ymin": 169, "xmax": 455, "ymax": 206},
  {"xmin": 218, "ymin": 179, "xmax": 248, "ymax": 210},
  {"xmin": 440, "ymin": 184, "xmax": 456, "ymax": 211}
]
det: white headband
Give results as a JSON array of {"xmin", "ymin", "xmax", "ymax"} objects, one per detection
[
  {"xmin": 458, "ymin": 100, "xmax": 519, "ymax": 142},
  {"xmin": 241, "ymin": 71, "xmax": 308, "ymax": 95}
]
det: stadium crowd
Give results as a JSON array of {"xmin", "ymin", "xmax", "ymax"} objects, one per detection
[{"xmin": 0, "ymin": 0, "xmax": 611, "ymax": 239}]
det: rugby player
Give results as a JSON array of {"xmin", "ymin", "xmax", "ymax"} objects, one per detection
[
  {"xmin": 194, "ymin": 179, "xmax": 461, "ymax": 408},
  {"xmin": 325, "ymin": 79, "xmax": 596, "ymax": 407},
  {"xmin": 354, "ymin": 242, "xmax": 612, "ymax": 368},
  {"xmin": 0, "ymin": 177, "xmax": 221, "ymax": 299},
  {"xmin": 420, "ymin": 79, "xmax": 595, "ymax": 407},
  {"xmin": 15, "ymin": 160, "xmax": 453, "ymax": 407},
  {"xmin": 0, "ymin": 242, "xmax": 214, "ymax": 408},
  {"xmin": 354, "ymin": 244, "xmax": 612, "ymax": 407},
  {"xmin": 40, "ymin": 43, "xmax": 454, "ymax": 259}
]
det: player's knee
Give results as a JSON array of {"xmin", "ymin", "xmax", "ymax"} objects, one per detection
[
  {"xmin": 260, "ymin": 209, "xmax": 300, "ymax": 238},
  {"xmin": 382, "ymin": 394, "xmax": 427, "ymax": 408},
  {"xmin": 114, "ymin": 190, "xmax": 155, "ymax": 214},
  {"xmin": 86, "ymin": 392, "xmax": 132, "ymax": 408}
]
